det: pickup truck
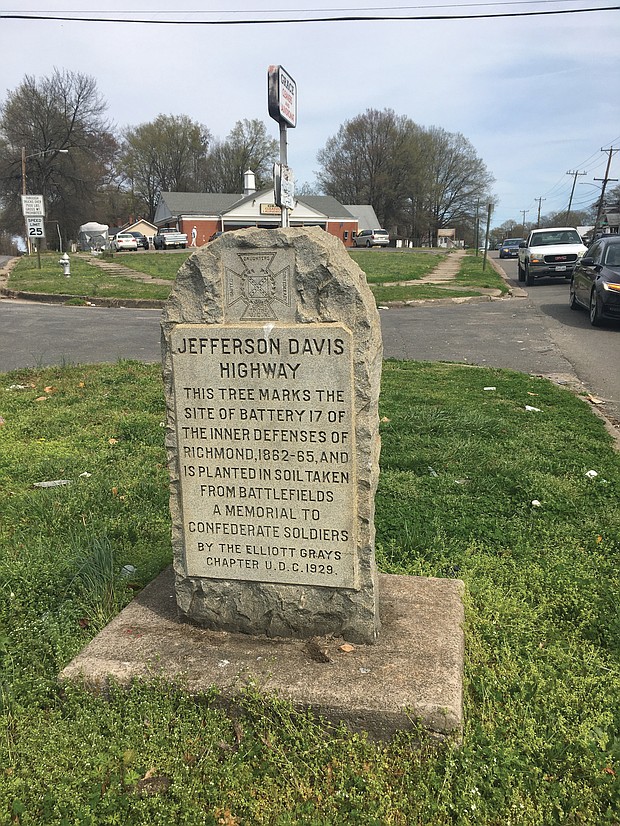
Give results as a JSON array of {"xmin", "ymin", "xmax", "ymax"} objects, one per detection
[
  {"xmin": 153, "ymin": 227, "xmax": 188, "ymax": 250},
  {"xmin": 517, "ymin": 227, "xmax": 587, "ymax": 286}
]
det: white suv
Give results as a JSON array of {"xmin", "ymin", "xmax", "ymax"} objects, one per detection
[{"xmin": 353, "ymin": 229, "xmax": 390, "ymax": 247}]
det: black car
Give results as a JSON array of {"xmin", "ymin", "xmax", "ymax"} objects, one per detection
[
  {"xmin": 129, "ymin": 231, "xmax": 149, "ymax": 250},
  {"xmin": 569, "ymin": 235, "xmax": 620, "ymax": 326}
]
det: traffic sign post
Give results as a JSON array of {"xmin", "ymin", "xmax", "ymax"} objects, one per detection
[
  {"xmin": 21, "ymin": 193, "xmax": 45, "ymax": 265},
  {"xmin": 268, "ymin": 65, "xmax": 297, "ymax": 228}
]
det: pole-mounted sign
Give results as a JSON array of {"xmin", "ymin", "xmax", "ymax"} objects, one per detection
[
  {"xmin": 26, "ymin": 216, "xmax": 46, "ymax": 239},
  {"xmin": 268, "ymin": 65, "xmax": 297, "ymax": 128},
  {"xmin": 21, "ymin": 194, "xmax": 45, "ymax": 217},
  {"xmin": 268, "ymin": 65, "xmax": 297, "ymax": 228}
]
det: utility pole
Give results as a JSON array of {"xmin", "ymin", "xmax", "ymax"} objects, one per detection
[
  {"xmin": 565, "ymin": 170, "xmax": 586, "ymax": 223},
  {"xmin": 592, "ymin": 147, "xmax": 619, "ymax": 239},
  {"xmin": 535, "ymin": 197, "xmax": 546, "ymax": 227},
  {"xmin": 521, "ymin": 209, "xmax": 529, "ymax": 233},
  {"xmin": 482, "ymin": 203, "xmax": 492, "ymax": 271}
]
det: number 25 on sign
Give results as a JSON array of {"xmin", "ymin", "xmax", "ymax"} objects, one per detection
[{"xmin": 26, "ymin": 216, "xmax": 45, "ymax": 238}]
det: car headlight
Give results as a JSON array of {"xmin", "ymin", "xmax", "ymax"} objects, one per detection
[
  {"xmin": 602, "ymin": 282, "xmax": 620, "ymax": 293},
  {"xmin": 530, "ymin": 255, "xmax": 544, "ymax": 264}
]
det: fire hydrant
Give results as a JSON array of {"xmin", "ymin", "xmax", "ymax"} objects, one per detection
[{"xmin": 58, "ymin": 253, "xmax": 70, "ymax": 277}]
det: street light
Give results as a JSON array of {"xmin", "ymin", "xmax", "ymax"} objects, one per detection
[{"xmin": 21, "ymin": 146, "xmax": 69, "ymax": 255}]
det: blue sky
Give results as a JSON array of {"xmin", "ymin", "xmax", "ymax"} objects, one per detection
[{"xmin": 2, "ymin": 1, "xmax": 619, "ymax": 229}]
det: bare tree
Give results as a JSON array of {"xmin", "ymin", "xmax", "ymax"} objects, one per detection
[
  {"xmin": 316, "ymin": 109, "xmax": 494, "ymax": 244},
  {"xmin": 203, "ymin": 119, "xmax": 278, "ymax": 193},
  {"xmin": 0, "ymin": 69, "xmax": 117, "ymax": 247},
  {"xmin": 317, "ymin": 108, "xmax": 413, "ymax": 228},
  {"xmin": 120, "ymin": 115, "xmax": 211, "ymax": 220}
]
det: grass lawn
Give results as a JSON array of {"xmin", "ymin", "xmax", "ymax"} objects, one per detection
[
  {"xmin": 1, "ymin": 360, "xmax": 619, "ymax": 824},
  {"xmin": 5, "ymin": 254, "xmax": 171, "ymax": 302},
  {"xmin": 7, "ymin": 248, "xmax": 508, "ymax": 306}
]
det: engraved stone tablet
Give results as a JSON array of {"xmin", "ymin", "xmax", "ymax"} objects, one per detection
[{"xmin": 162, "ymin": 227, "xmax": 382, "ymax": 643}]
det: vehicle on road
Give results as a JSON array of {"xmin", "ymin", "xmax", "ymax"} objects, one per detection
[
  {"xmin": 113, "ymin": 232, "xmax": 138, "ymax": 252},
  {"xmin": 353, "ymin": 229, "xmax": 390, "ymax": 248},
  {"xmin": 517, "ymin": 227, "xmax": 587, "ymax": 286},
  {"xmin": 128, "ymin": 231, "xmax": 149, "ymax": 250},
  {"xmin": 569, "ymin": 235, "xmax": 620, "ymax": 326},
  {"xmin": 498, "ymin": 238, "xmax": 522, "ymax": 259},
  {"xmin": 153, "ymin": 228, "xmax": 188, "ymax": 250}
]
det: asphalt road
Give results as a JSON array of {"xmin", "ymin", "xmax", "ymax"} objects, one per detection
[{"xmin": 1, "ymin": 253, "xmax": 618, "ymax": 424}]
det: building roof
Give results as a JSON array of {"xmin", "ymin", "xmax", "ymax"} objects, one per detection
[
  {"xmin": 344, "ymin": 205, "xmax": 381, "ymax": 230},
  {"xmin": 155, "ymin": 190, "xmax": 356, "ymax": 223}
]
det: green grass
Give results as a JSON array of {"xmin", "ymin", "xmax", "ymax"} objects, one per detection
[
  {"xmin": 114, "ymin": 252, "xmax": 191, "ymax": 281},
  {"xmin": 7, "ymin": 248, "xmax": 509, "ymax": 307},
  {"xmin": 1, "ymin": 360, "xmax": 619, "ymax": 823},
  {"xmin": 349, "ymin": 248, "xmax": 447, "ymax": 284},
  {"xmin": 455, "ymin": 251, "xmax": 509, "ymax": 294},
  {"xmin": 7, "ymin": 254, "xmax": 171, "ymax": 301}
]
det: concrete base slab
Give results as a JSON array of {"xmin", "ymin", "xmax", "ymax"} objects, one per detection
[{"xmin": 60, "ymin": 568, "xmax": 465, "ymax": 742}]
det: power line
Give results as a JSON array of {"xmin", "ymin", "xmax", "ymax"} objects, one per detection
[
  {"xmin": 1, "ymin": 5, "xmax": 618, "ymax": 24},
  {"xmin": 4, "ymin": 0, "xmax": 608, "ymax": 10}
]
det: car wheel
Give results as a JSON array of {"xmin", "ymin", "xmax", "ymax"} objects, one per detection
[
  {"xmin": 525, "ymin": 264, "xmax": 534, "ymax": 286},
  {"xmin": 366, "ymin": 241, "xmax": 371, "ymax": 248},
  {"xmin": 589, "ymin": 289, "xmax": 603, "ymax": 326},
  {"xmin": 568, "ymin": 280, "xmax": 579, "ymax": 310},
  {"xmin": 517, "ymin": 260, "xmax": 525, "ymax": 282}
]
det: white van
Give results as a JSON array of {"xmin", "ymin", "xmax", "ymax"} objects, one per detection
[{"xmin": 353, "ymin": 229, "xmax": 390, "ymax": 247}]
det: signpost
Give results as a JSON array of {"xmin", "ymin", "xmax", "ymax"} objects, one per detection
[
  {"xmin": 268, "ymin": 65, "xmax": 297, "ymax": 228},
  {"xmin": 21, "ymin": 194, "xmax": 45, "ymax": 267}
]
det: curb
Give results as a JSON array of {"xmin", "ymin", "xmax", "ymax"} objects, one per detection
[{"xmin": 0, "ymin": 286, "xmax": 164, "ymax": 310}]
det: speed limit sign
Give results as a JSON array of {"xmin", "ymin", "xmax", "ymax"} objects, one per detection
[{"xmin": 26, "ymin": 216, "xmax": 46, "ymax": 238}]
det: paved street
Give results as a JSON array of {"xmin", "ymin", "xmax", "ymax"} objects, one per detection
[{"xmin": 1, "ymin": 254, "xmax": 618, "ymax": 427}]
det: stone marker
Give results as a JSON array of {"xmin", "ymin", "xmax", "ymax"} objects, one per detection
[{"xmin": 161, "ymin": 226, "xmax": 382, "ymax": 643}]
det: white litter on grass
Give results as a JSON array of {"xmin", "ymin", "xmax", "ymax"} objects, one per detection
[
  {"xmin": 428, "ymin": 466, "xmax": 439, "ymax": 477},
  {"xmin": 585, "ymin": 470, "xmax": 599, "ymax": 479},
  {"xmin": 7, "ymin": 384, "xmax": 30, "ymax": 391},
  {"xmin": 525, "ymin": 405, "xmax": 541, "ymax": 412},
  {"xmin": 483, "ymin": 386, "xmax": 496, "ymax": 391},
  {"xmin": 79, "ymin": 471, "xmax": 92, "ymax": 478},
  {"xmin": 33, "ymin": 479, "xmax": 72, "ymax": 488},
  {"xmin": 120, "ymin": 564, "xmax": 136, "ymax": 577},
  {"xmin": 531, "ymin": 500, "xmax": 542, "ymax": 508}
]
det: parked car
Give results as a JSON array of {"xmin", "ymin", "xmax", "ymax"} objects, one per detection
[
  {"xmin": 353, "ymin": 229, "xmax": 390, "ymax": 248},
  {"xmin": 113, "ymin": 232, "xmax": 138, "ymax": 252},
  {"xmin": 498, "ymin": 238, "xmax": 522, "ymax": 259},
  {"xmin": 569, "ymin": 235, "xmax": 620, "ymax": 326},
  {"xmin": 128, "ymin": 231, "xmax": 149, "ymax": 250}
]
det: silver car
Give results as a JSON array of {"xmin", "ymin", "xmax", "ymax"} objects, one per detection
[{"xmin": 353, "ymin": 229, "xmax": 390, "ymax": 247}]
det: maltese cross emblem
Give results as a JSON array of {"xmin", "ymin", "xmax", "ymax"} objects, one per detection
[{"xmin": 225, "ymin": 252, "xmax": 291, "ymax": 320}]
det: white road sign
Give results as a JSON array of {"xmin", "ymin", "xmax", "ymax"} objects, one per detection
[
  {"xmin": 26, "ymin": 216, "xmax": 46, "ymax": 238},
  {"xmin": 21, "ymin": 194, "xmax": 45, "ymax": 216}
]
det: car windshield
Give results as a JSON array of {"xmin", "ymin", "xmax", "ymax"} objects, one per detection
[{"xmin": 531, "ymin": 231, "xmax": 582, "ymax": 246}]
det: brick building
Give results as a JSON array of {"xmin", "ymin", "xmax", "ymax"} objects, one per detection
[{"xmin": 153, "ymin": 174, "xmax": 360, "ymax": 248}]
